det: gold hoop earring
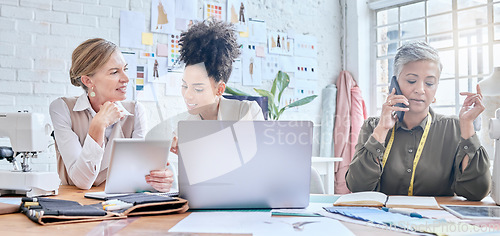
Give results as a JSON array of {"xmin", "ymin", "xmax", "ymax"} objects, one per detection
[
  {"xmin": 432, "ymin": 97, "xmax": 436, "ymax": 103},
  {"xmin": 90, "ymin": 87, "xmax": 96, "ymax": 97}
]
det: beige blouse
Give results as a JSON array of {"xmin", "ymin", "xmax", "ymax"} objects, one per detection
[{"xmin": 346, "ymin": 108, "xmax": 491, "ymax": 201}]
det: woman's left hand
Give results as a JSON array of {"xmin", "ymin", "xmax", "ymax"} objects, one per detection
[
  {"xmin": 145, "ymin": 169, "xmax": 174, "ymax": 192},
  {"xmin": 459, "ymin": 84, "xmax": 485, "ymax": 123}
]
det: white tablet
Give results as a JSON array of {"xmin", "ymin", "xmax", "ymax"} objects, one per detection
[
  {"xmin": 104, "ymin": 138, "xmax": 171, "ymax": 194},
  {"xmin": 441, "ymin": 205, "xmax": 500, "ymax": 220}
]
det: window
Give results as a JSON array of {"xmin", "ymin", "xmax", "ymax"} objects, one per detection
[{"xmin": 373, "ymin": 0, "xmax": 500, "ymax": 115}]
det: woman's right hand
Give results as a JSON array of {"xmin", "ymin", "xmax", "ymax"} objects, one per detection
[
  {"xmin": 94, "ymin": 101, "xmax": 126, "ymax": 128},
  {"xmin": 372, "ymin": 88, "xmax": 409, "ymax": 143},
  {"xmin": 89, "ymin": 102, "xmax": 126, "ymax": 146}
]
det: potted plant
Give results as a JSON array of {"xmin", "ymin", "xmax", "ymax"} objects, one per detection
[{"xmin": 225, "ymin": 71, "xmax": 318, "ymax": 120}]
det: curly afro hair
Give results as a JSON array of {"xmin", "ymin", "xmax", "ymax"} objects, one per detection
[{"xmin": 179, "ymin": 20, "xmax": 241, "ymax": 83}]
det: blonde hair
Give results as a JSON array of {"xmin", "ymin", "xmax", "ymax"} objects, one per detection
[{"xmin": 69, "ymin": 38, "xmax": 118, "ymax": 91}]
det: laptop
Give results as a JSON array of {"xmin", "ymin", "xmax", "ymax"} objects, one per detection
[
  {"xmin": 104, "ymin": 138, "xmax": 171, "ymax": 194},
  {"xmin": 177, "ymin": 120, "xmax": 312, "ymax": 209}
]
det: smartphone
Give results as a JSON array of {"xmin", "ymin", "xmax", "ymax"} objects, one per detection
[{"xmin": 388, "ymin": 76, "xmax": 406, "ymax": 122}]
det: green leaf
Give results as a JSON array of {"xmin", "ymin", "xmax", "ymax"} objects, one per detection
[
  {"xmin": 224, "ymin": 86, "xmax": 253, "ymax": 96},
  {"xmin": 287, "ymin": 95, "xmax": 318, "ymax": 108},
  {"xmin": 276, "ymin": 106, "xmax": 287, "ymax": 120},
  {"xmin": 270, "ymin": 73, "xmax": 278, "ymax": 97},
  {"xmin": 276, "ymin": 71, "xmax": 290, "ymax": 103},
  {"xmin": 253, "ymin": 88, "xmax": 274, "ymax": 101},
  {"xmin": 254, "ymin": 88, "xmax": 275, "ymax": 116}
]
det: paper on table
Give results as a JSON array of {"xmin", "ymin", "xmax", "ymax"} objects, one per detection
[
  {"xmin": 169, "ymin": 212, "xmax": 271, "ymax": 234},
  {"xmin": 253, "ymin": 216, "xmax": 355, "ymax": 236},
  {"xmin": 271, "ymin": 202, "xmax": 330, "ymax": 217},
  {"xmin": 169, "ymin": 212, "xmax": 354, "ymax": 236}
]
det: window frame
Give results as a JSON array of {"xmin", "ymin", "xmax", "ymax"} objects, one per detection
[{"xmin": 370, "ymin": 0, "xmax": 500, "ymax": 115}]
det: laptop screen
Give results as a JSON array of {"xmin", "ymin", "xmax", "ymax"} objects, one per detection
[{"xmin": 177, "ymin": 120, "xmax": 312, "ymax": 209}]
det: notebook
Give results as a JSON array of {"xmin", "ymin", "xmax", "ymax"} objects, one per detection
[
  {"xmin": 104, "ymin": 138, "xmax": 171, "ymax": 194},
  {"xmin": 177, "ymin": 120, "xmax": 312, "ymax": 209},
  {"xmin": 333, "ymin": 191, "xmax": 440, "ymax": 209}
]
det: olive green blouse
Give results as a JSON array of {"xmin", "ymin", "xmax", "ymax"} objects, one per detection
[{"xmin": 345, "ymin": 108, "xmax": 491, "ymax": 201}]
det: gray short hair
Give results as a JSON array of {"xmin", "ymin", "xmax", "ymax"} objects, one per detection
[{"xmin": 394, "ymin": 41, "xmax": 442, "ymax": 78}]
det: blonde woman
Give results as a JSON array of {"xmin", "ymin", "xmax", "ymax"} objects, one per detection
[{"xmin": 50, "ymin": 38, "xmax": 173, "ymax": 191}]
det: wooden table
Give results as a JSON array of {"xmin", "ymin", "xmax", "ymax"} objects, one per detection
[{"xmin": 0, "ymin": 186, "xmax": 496, "ymax": 235}]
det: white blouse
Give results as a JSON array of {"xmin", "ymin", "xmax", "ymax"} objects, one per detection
[{"xmin": 49, "ymin": 93, "xmax": 147, "ymax": 189}]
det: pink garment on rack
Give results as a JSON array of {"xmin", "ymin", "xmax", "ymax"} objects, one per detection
[{"xmin": 333, "ymin": 71, "xmax": 367, "ymax": 194}]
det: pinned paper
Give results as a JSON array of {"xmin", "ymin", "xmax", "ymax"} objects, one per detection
[
  {"xmin": 142, "ymin": 32, "xmax": 153, "ymax": 45},
  {"xmin": 140, "ymin": 51, "xmax": 156, "ymax": 58},
  {"xmin": 268, "ymin": 32, "xmax": 294, "ymax": 56},
  {"xmin": 227, "ymin": 0, "xmax": 248, "ymax": 32},
  {"xmin": 147, "ymin": 57, "xmax": 168, "ymax": 83},
  {"xmin": 175, "ymin": 0, "xmax": 197, "ymax": 19},
  {"xmin": 239, "ymin": 27, "xmax": 249, "ymax": 38},
  {"xmin": 136, "ymin": 65, "xmax": 155, "ymax": 101},
  {"xmin": 261, "ymin": 54, "xmax": 281, "ymax": 81},
  {"xmin": 294, "ymin": 57, "xmax": 318, "ymax": 81},
  {"xmin": 165, "ymin": 71, "xmax": 183, "ymax": 96},
  {"xmin": 242, "ymin": 43, "xmax": 262, "ymax": 86},
  {"xmin": 204, "ymin": 1, "xmax": 225, "ymax": 21},
  {"xmin": 294, "ymin": 34, "xmax": 317, "ymax": 58},
  {"xmin": 157, "ymin": 43, "xmax": 169, "ymax": 57},
  {"xmin": 228, "ymin": 58, "xmax": 242, "ymax": 83},
  {"xmin": 175, "ymin": 18, "xmax": 188, "ymax": 31},
  {"xmin": 255, "ymin": 46, "xmax": 265, "ymax": 58},
  {"xmin": 175, "ymin": 0, "xmax": 197, "ymax": 31},
  {"xmin": 168, "ymin": 33, "xmax": 181, "ymax": 67},
  {"xmin": 151, "ymin": 0, "xmax": 177, "ymax": 34},
  {"xmin": 295, "ymin": 79, "xmax": 318, "ymax": 98},
  {"xmin": 248, "ymin": 19, "xmax": 266, "ymax": 44},
  {"xmin": 119, "ymin": 11, "xmax": 145, "ymax": 49}
]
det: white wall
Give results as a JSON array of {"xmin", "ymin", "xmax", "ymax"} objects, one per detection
[{"xmin": 0, "ymin": 0, "xmax": 343, "ymax": 171}]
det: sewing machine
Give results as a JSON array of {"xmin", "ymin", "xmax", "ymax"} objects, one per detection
[
  {"xmin": 490, "ymin": 108, "xmax": 500, "ymax": 205},
  {"xmin": 0, "ymin": 112, "xmax": 60, "ymax": 197}
]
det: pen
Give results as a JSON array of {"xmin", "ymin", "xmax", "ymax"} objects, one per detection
[{"xmin": 381, "ymin": 207, "xmax": 423, "ymax": 218}]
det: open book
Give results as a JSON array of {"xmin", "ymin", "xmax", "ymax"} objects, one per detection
[{"xmin": 333, "ymin": 191, "xmax": 441, "ymax": 209}]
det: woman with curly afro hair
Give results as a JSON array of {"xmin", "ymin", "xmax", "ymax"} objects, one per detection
[{"xmin": 169, "ymin": 20, "xmax": 264, "ymax": 154}]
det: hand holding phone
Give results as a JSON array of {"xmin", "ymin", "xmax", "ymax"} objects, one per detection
[{"xmin": 388, "ymin": 76, "xmax": 407, "ymax": 122}]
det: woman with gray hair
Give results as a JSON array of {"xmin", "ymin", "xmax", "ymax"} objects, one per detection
[{"xmin": 346, "ymin": 41, "xmax": 490, "ymax": 201}]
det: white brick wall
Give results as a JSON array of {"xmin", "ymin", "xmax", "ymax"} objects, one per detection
[
  {"xmin": 68, "ymin": 13, "xmax": 97, "ymax": 26},
  {"xmin": 0, "ymin": 0, "xmax": 19, "ymax": 6},
  {"xmin": 0, "ymin": 68, "xmax": 15, "ymax": 80},
  {"xmin": 20, "ymin": 0, "xmax": 51, "ymax": 11},
  {"xmin": 83, "ymin": 4, "xmax": 112, "ymax": 17},
  {"xmin": 0, "ymin": 43, "xmax": 14, "ymax": 56},
  {"xmin": 1, "ymin": 5, "xmax": 34, "ymax": 19},
  {"xmin": 0, "ymin": 0, "xmax": 342, "ymax": 173},
  {"xmin": 53, "ymin": 1, "xmax": 83, "ymax": 14},
  {"xmin": 0, "ymin": 18, "xmax": 15, "ymax": 30},
  {"xmin": 18, "ymin": 69, "xmax": 49, "ymax": 82},
  {"xmin": 35, "ymin": 9, "xmax": 66, "ymax": 23}
]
